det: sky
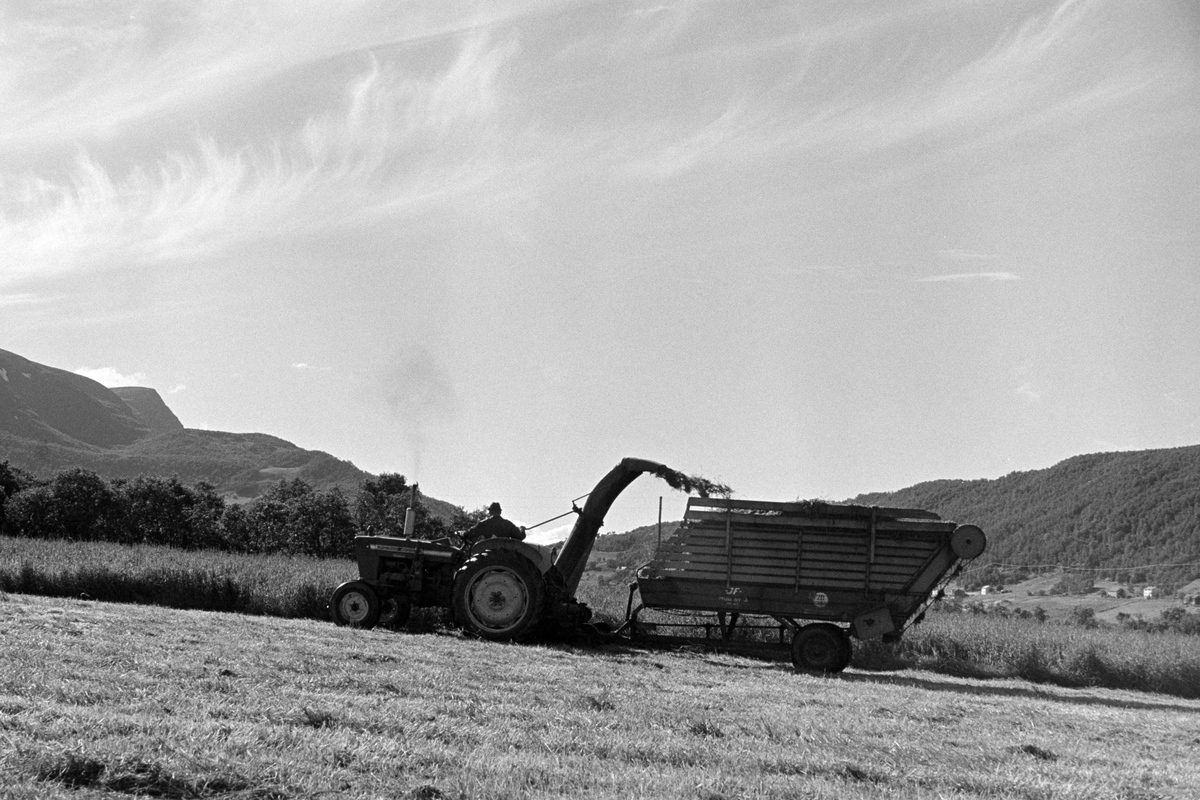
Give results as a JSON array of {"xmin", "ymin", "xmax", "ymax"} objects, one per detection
[{"xmin": 2, "ymin": 0, "xmax": 1198, "ymax": 542}]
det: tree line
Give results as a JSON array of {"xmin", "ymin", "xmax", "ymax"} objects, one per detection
[{"xmin": 0, "ymin": 461, "xmax": 483, "ymax": 559}]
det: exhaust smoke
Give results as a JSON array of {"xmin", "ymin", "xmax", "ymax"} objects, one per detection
[{"xmin": 377, "ymin": 347, "xmax": 458, "ymax": 481}]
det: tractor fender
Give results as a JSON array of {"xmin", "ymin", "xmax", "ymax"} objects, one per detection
[{"xmin": 469, "ymin": 538, "xmax": 554, "ymax": 575}]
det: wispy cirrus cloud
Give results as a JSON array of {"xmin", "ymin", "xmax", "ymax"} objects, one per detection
[
  {"xmin": 0, "ymin": 30, "xmax": 521, "ymax": 286},
  {"xmin": 0, "ymin": 1, "xmax": 534, "ymax": 153},
  {"xmin": 824, "ymin": 0, "xmax": 1153, "ymax": 157},
  {"xmin": 539, "ymin": 0, "xmax": 1163, "ymax": 194}
]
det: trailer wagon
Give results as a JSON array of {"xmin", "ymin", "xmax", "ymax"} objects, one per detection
[{"xmin": 627, "ymin": 497, "xmax": 986, "ymax": 672}]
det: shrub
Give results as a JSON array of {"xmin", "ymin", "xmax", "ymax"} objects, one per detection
[{"xmin": 1070, "ymin": 606, "xmax": 1098, "ymax": 629}]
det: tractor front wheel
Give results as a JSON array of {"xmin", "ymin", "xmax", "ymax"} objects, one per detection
[
  {"xmin": 379, "ymin": 595, "xmax": 411, "ymax": 630},
  {"xmin": 330, "ymin": 581, "xmax": 381, "ymax": 629},
  {"xmin": 452, "ymin": 550, "xmax": 545, "ymax": 641},
  {"xmin": 791, "ymin": 624, "xmax": 852, "ymax": 674}
]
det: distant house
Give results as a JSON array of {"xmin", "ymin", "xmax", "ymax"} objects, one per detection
[
  {"xmin": 980, "ymin": 585, "xmax": 994, "ymax": 595},
  {"xmin": 1143, "ymin": 586, "xmax": 1160, "ymax": 599}
]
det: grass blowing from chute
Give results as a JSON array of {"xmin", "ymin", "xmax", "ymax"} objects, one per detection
[{"xmin": 649, "ymin": 466, "xmax": 733, "ymax": 500}]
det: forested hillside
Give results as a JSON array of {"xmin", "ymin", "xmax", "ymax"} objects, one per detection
[
  {"xmin": 590, "ymin": 520, "xmax": 681, "ymax": 568},
  {"xmin": 853, "ymin": 445, "xmax": 1200, "ymax": 586}
]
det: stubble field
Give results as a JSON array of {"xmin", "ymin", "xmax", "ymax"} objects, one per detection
[{"xmin": 3, "ymin": 591, "xmax": 1199, "ymax": 800}]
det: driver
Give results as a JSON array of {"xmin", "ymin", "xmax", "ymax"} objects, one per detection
[{"xmin": 463, "ymin": 502, "xmax": 526, "ymax": 545}]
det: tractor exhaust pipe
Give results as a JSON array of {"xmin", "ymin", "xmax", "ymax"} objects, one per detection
[{"xmin": 403, "ymin": 483, "xmax": 418, "ymax": 537}]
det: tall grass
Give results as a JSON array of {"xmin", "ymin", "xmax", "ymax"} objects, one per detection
[
  {"xmin": 857, "ymin": 611, "xmax": 1200, "ymax": 698},
  {"xmin": 0, "ymin": 535, "xmax": 351, "ymax": 620}
]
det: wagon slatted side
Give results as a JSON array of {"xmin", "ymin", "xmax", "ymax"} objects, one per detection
[
  {"xmin": 648, "ymin": 502, "xmax": 955, "ymax": 593},
  {"xmin": 637, "ymin": 497, "xmax": 982, "ymax": 636}
]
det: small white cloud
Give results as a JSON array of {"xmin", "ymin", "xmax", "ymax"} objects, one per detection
[
  {"xmin": 75, "ymin": 367, "xmax": 150, "ymax": 388},
  {"xmin": 770, "ymin": 264, "xmax": 845, "ymax": 277},
  {"xmin": 917, "ymin": 272, "xmax": 1022, "ymax": 283},
  {"xmin": 1016, "ymin": 382, "xmax": 1041, "ymax": 402},
  {"xmin": 623, "ymin": 4, "xmax": 672, "ymax": 17},
  {"xmin": 937, "ymin": 249, "xmax": 1000, "ymax": 261},
  {"xmin": 1163, "ymin": 391, "xmax": 1198, "ymax": 413},
  {"xmin": 168, "ymin": 383, "xmax": 187, "ymax": 394},
  {"xmin": 0, "ymin": 293, "xmax": 47, "ymax": 307},
  {"xmin": 293, "ymin": 362, "xmax": 329, "ymax": 372}
]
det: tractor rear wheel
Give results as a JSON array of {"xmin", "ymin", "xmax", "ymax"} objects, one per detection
[
  {"xmin": 452, "ymin": 550, "xmax": 545, "ymax": 641},
  {"xmin": 330, "ymin": 581, "xmax": 381, "ymax": 629},
  {"xmin": 791, "ymin": 624, "xmax": 852, "ymax": 674}
]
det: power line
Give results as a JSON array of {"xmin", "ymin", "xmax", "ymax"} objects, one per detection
[{"xmin": 961, "ymin": 558, "xmax": 1200, "ymax": 574}]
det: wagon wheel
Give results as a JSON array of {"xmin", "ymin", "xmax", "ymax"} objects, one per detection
[
  {"xmin": 378, "ymin": 595, "xmax": 411, "ymax": 630},
  {"xmin": 451, "ymin": 550, "xmax": 545, "ymax": 641},
  {"xmin": 791, "ymin": 624, "xmax": 852, "ymax": 674},
  {"xmin": 330, "ymin": 581, "xmax": 381, "ymax": 629}
]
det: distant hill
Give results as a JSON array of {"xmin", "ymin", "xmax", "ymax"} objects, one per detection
[
  {"xmin": 851, "ymin": 446, "xmax": 1200, "ymax": 585},
  {"xmin": 0, "ymin": 347, "xmax": 457, "ymax": 519},
  {"xmin": 590, "ymin": 520, "xmax": 682, "ymax": 567}
]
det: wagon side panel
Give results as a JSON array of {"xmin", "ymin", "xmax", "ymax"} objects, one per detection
[{"xmin": 637, "ymin": 498, "xmax": 972, "ymax": 634}]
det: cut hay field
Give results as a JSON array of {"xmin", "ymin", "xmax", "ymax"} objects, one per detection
[{"xmin": 3, "ymin": 592, "xmax": 1200, "ymax": 799}]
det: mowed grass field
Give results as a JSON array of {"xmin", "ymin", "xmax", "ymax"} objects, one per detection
[{"xmin": 3, "ymin": 591, "xmax": 1200, "ymax": 800}]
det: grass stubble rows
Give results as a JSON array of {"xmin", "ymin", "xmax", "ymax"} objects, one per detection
[{"xmin": 2, "ymin": 590, "xmax": 1200, "ymax": 800}]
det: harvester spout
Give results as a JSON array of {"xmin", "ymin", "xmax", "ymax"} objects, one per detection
[{"xmin": 553, "ymin": 458, "xmax": 668, "ymax": 595}]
